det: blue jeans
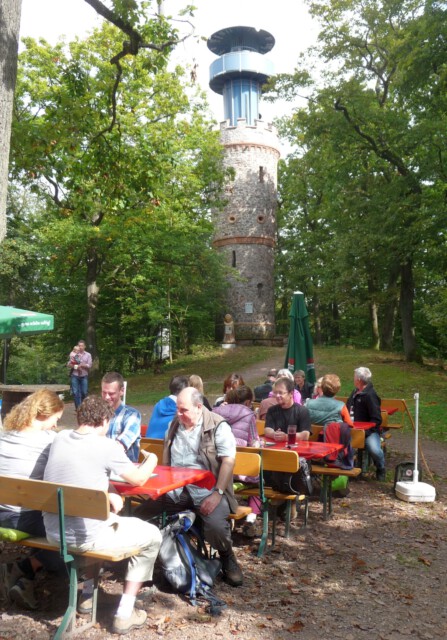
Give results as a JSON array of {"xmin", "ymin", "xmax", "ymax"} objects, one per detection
[
  {"xmin": 365, "ymin": 431, "xmax": 385, "ymax": 471},
  {"xmin": 71, "ymin": 375, "xmax": 88, "ymax": 409}
]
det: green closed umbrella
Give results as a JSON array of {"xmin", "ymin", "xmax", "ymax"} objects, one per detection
[
  {"xmin": 0, "ymin": 306, "xmax": 54, "ymax": 383},
  {"xmin": 284, "ymin": 291, "xmax": 316, "ymax": 384}
]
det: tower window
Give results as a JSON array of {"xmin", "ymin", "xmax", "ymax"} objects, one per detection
[
  {"xmin": 257, "ymin": 283, "xmax": 263, "ymax": 298},
  {"xmin": 257, "ymin": 215, "xmax": 265, "ymax": 224},
  {"xmin": 259, "ymin": 166, "xmax": 265, "ymax": 183},
  {"xmin": 232, "ymin": 251, "xmax": 236, "ymax": 267},
  {"xmin": 228, "ymin": 215, "xmax": 236, "ymax": 223}
]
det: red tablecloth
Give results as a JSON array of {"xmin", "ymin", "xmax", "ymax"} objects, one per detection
[
  {"xmin": 111, "ymin": 465, "xmax": 215, "ymax": 500},
  {"xmin": 352, "ymin": 421, "xmax": 376, "ymax": 430},
  {"xmin": 262, "ymin": 439, "xmax": 343, "ymax": 460}
]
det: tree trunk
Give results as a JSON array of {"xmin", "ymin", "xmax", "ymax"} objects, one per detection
[
  {"xmin": 381, "ymin": 263, "xmax": 400, "ymax": 350},
  {"xmin": 0, "ymin": 0, "xmax": 22, "ymax": 241},
  {"xmin": 367, "ymin": 278, "xmax": 380, "ymax": 350},
  {"xmin": 312, "ymin": 294, "xmax": 322, "ymax": 345},
  {"xmin": 86, "ymin": 247, "xmax": 100, "ymax": 372},
  {"xmin": 399, "ymin": 260, "xmax": 421, "ymax": 362},
  {"xmin": 331, "ymin": 302, "xmax": 340, "ymax": 344}
]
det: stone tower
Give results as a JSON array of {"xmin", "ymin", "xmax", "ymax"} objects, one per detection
[{"xmin": 208, "ymin": 26, "xmax": 280, "ymax": 342}]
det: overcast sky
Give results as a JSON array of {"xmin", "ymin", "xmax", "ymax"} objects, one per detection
[{"xmin": 20, "ymin": 1, "xmax": 320, "ymax": 150}]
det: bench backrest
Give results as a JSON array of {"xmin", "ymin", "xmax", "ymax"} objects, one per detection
[
  {"xmin": 139, "ymin": 437, "xmax": 164, "ymax": 462},
  {"xmin": 380, "ymin": 398, "xmax": 409, "ymax": 429},
  {"xmin": 236, "ymin": 446, "xmax": 299, "ymax": 473},
  {"xmin": 309, "ymin": 424, "xmax": 365, "ymax": 449},
  {"xmin": 233, "ymin": 451, "xmax": 261, "ymax": 477},
  {"xmin": 0, "ymin": 475, "xmax": 110, "ymax": 520},
  {"xmin": 256, "ymin": 419, "xmax": 265, "ymax": 436}
]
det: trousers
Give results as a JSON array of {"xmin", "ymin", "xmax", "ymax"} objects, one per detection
[
  {"xmin": 135, "ymin": 488, "xmax": 234, "ymax": 555},
  {"xmin": 71, "ymin": 375, "xmax": 88, "ymax": 409}
]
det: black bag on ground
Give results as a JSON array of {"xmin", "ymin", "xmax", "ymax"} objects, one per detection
[
  {"xmin": 157, "ymin": 511, "xmax": 226, "ymax": 615},
  {"xmin": 394, "ymin": 462, "xmax": 421, "ymax": 489},
  {"xmin": 270, "ymin": 457, "xmax": 313, "ymax": 496}
]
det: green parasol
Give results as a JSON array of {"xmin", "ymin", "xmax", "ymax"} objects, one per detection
[
  {"xmin": 0, "ymin": 306, "xmax": 54, "ymax": 383},
  {"xmin": 284, "ymin": 291, "xmax": 316, "ymax": 384}
]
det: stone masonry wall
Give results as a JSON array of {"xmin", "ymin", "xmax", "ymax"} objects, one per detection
[{"xmin": 213, "ymin": 119, "xmax": 280, "ymax": 340}]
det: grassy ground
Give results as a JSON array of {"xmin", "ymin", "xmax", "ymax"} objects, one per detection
[{"xmin": 91, "ymin": 345, "xmax": 445, "ymax": 443}]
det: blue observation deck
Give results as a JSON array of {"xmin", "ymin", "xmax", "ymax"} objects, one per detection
[{"xmin": 208, "ymin": 26, "xmax": 275, "ymax": 126}]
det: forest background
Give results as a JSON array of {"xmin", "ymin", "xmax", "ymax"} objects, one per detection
[{"xmin": 1, "ymin": 0, "xmax": 446, "ymax": 384}]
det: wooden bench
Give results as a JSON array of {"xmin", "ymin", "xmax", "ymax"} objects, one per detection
[
  {"xmin": 311, "ymin": 464, "xmax": 362, "ymax": 519},
  {"xmin": 139, "ymin": 440, "xmax": 261, "ymax": 525},
  {"xmin": 0, "ymin": 475, "xmax": 142, "ymax": 638},
  {"xmin": 228, "ymin": 451, "xmax": 261, "ymax": 523},
  {"xmin": 235, "ymin": 447, "xmax": 308, "ymax": 556}
]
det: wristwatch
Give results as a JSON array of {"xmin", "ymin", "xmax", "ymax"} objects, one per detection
[{"xmin": 214, "ymin": 488, "xmax": 224, "ymax": 496}]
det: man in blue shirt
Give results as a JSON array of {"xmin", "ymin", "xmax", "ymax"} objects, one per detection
[
  {"xmin": 146, "ymin": 375, "xmax": 189, "ymax": 438},
  {"xmin": 101, "ymin": 372, "xmax": 141, "ymax": 462}
]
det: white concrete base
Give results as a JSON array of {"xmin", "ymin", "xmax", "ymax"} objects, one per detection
[{"xmin": 221, "ymin": 343, "xmax": 236, "ymax": 350}]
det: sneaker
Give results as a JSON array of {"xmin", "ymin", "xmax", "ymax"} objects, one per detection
[
  {"xmin": 77, "ymin": 593, "xmax": 93, "ymax": 614},
  {"xmin": 376, "ymin": 469, "xmax": 386, "ymax": 482},
  {"xmin": 112, "ymin": 608, "xmax": 147, "ymax": 635},
  {"xmin": 9, "ymin": 577, "xmax": 38, "ymax": 610},
  {"xmin": 0, "ymin": 562, "xmax": 25, "ymax": 602},
  {"xmin": 220, "ymin": 552, "xmax": 243, "ymax": 587}
]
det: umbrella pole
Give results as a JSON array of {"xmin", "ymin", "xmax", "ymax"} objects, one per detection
[{"xmin": 2, "ymin": 339, "xmax": 6, "ymax": 384}]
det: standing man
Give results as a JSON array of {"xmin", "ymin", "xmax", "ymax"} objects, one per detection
[
  {"xmin": 265, "ymin": 377, "xmax": 311, "ymax": 441},
  {"xmin": 135, "ymin": 387, "xmax": 243, "ymax": 588},
  {"xmin": 69, "ymin": 340, "xmax": 92, "ymax": 409},
  {"xmin": 43, "ymin": 396, "xmax": 161, "ymax": 635},
  {"xmin": 102, "ymin": 372, "xmax": 141, "ymax": 462},
  {"xmin": 346, "ymin": 367, "xmax": 385, "ymax": 481}
]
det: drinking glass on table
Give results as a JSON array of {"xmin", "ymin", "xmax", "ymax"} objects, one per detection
[{"xmin": 287, "ymin": 425, "xmax": 297, "ymax": 446}]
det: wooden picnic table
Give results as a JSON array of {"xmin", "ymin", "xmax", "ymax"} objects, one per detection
[{"xmin": 0, "ymin": 383, "xmax": 70, "ymax": 420}]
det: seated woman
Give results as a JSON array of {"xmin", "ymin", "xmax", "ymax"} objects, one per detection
[
  {"xmin": 213, "ymin": 372, "xmax": 245, "ymax": 407},
  {"xmin": 213, "ymin": 386, "xmax": 261, "ymax": 538},
  {"xmin": 0, "ymin": 389, "xmax": 65, "ymax": 609},
  {"xmin": 305, "ymin": 374, "xmax": 353, "ymax": 426}
]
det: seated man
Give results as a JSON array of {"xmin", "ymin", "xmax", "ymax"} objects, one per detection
[
  {"xmin": 293, "ymin": 370, "xmax": 314, "ymax": 402},
  {"xmin": 346, "ymin": 366, "xmax": 384, "ymax": 481},
  {"xmin": 306, "ymin": 374, "xmax": 353, "ymax": 426},
  {"xmin": 43, "ymin": 396, "xmax": 162, "ymax": 635},
  {"xmin": 146, "ymin": 375, "xmax": 189, "ymax": 439},
  {"xmin": 102, "ymin": 371, "xmax": 141, "ymax": 462},
  {"xmin": 265, "ymin": 377, "xmax": 311, "ymax": 442},
  {"xmin": 254, "ymin": 368, "xmax": 277, "ymax": 402},
  {"xmin": 135, "ymin": 387, "xmax": 243, "ymax": 587}
]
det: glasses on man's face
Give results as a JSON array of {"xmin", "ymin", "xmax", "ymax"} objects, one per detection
[{"xmin": 274, "ymin": 390, "xmax": 290, "ymax": 397}]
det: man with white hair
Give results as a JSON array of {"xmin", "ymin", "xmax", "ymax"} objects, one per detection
[
  {"xmin": 135, "ymin": 387, "xmax": 243, "ymax": 587},
  {"xmin": 346, "ymin": 367, "xmax": 385, "ymax": 481}
]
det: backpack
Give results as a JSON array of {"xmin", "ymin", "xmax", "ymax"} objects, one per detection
[
  {"xmin": 157, "ymin": 511, "xmax": 226, "ymax": 615},
  {"xmin": 270, "ymin": 457, "xmax": 313, "ymax": 496},
  {"xmin": 323, "ymin": 422, "xmax": 354, "ymax": 470}
]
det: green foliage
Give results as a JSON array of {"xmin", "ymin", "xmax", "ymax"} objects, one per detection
[
  {"xmin": 8, "ymin": 22, "xmax": 229, "ymax": 372},
  {"xmin": 6, "ymin": 338, "xmax": 67, "ymax": 385},
  {"xmin": 274, "ymin": 0, "xmax": 447, "ymax": 359}
]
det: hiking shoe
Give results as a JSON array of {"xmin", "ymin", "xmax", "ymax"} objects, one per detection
[
  {"xmin": 112, "ymin": 608, "xmax": 147, "ymax": 635},
  {"xmin": 9, "ymin": 577, "xmax": 38, "ymax": 610},
  {"xmin": 220, "ymin": 552, "xmax": 243, "ymax": 587},
  {"xmin": 0, "ymin": 562, "xmax": 25, "ymax": 601},
  {"xmin": 77, "ymin": 593, "xmax": 93, "ymax": 614},
  {"xmin": 376, "ymin": 469, "xmax": 386, "ymax": 482}
]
